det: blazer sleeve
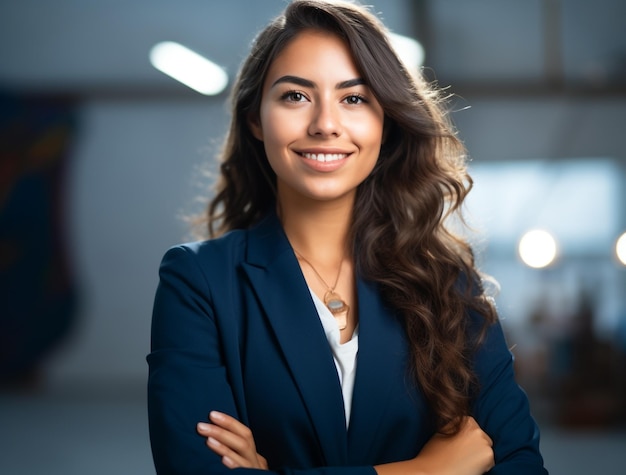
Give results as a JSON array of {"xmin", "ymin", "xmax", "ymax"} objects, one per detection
[
  {"xmin": 471, "ymin": 316, "xmax": 549, "ymax": 475},
  {"xmin": 147, "ymin": 246, "xmax": 376, "ymax": 475}
]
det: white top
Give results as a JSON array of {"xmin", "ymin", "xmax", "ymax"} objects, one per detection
[{"xmin": 309, "ymin": 289, "xmax": 359, "ymax": 427}]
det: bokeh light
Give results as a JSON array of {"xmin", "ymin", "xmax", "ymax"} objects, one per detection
[
  {"xmin": 518, "ymin": 229, "xmax": 558, "ymax": 268},
  {"xmin": 616, "ymin": 232, "xmax": 626, "ymax": 266}
]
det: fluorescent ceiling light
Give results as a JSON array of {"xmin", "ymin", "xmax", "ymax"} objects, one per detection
[
  {"xmin": 388, "ymin": 32, "xmax": 425, "ymax": 74},
  {"xmin": 150, "ymin": 41, "xmax": 228, "ymax": 95}
]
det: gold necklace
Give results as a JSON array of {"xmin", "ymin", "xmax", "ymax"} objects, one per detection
[{"xmin": 295, "ymin": 251, "xmax": 350, "ymax": 330}]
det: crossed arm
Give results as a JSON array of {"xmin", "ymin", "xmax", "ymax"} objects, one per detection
[
  {"xmin": 197, "ymin": 411, "xmax": 494, "ymax": 475},
  {"xmin": 150, "ymin": 247, "xmax": 546, "ymax": 474}
]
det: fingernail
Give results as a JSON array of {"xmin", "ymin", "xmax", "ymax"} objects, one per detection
[
  {"xmin": 222, "ymin": 456, "xmax": 235, "ymax": 468},
  {"xmin": 209, "ymin": 411, "xmax": 224, "ymax": 421},
  {"xmin": 197, "ymin": 422, "xmax": 210, "ymax": 431},
  {"xmin": 207, "ymin": 436, "xmax": 220, "ymax": 447}
]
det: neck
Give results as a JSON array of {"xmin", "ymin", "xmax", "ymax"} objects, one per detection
[
  {"xmin": 278, "ymin": 193, "xmax": 353, "ymax": 264},
  {"xmin": 278, "ymin": 188, "xmax": 357, "ymax": 339}
]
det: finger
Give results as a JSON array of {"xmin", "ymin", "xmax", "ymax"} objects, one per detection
[
  {"xmin": 198, "ymin": 421, "xmax": 263, "ymax": 469},
  {"xmin": 208, "ymin": 412, "xmax": 258, "ymax": 454},
  {"xmin": 206, "ymin": 436, "xmax": 249, "ymax": 469},
  {"xmin": 198, "ymin": 422, "xmax": 250, "ymax": 454},
  {"xmin": 196, "ymin": 422, "xmax": 212, "ymax": 435},
  {"xmin": 258, "ymin": 454, "xmax": 269, "ymax": 470},
  {"xmin": 464, "ymin": 417, "xmax": 493, "ymax": 446},
  {"xmin": 209, "ymin": 411, "xmax": 254, "ymax": 439},
  {"xmin": 197, "ymin": 415, "xmax": 264, "ymax": 469},
  {"xmin": 456, "ymin": 416, "xmax": 488, "ymax": 435},
  {"xmin": 461, "ymin": 416, "xmax": 478, "ymax": 430}
]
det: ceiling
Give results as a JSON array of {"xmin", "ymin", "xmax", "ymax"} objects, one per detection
[{"xmin": 1, "ymin": 0, "xmax": 624, "ymax": 98}]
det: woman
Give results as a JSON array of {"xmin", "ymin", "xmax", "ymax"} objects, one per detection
[{"xmin": 147, "ymin": 1, "xmax": 548, "ymax": 474}]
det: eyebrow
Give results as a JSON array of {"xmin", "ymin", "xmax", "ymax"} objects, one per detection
[{"xmin": 270, "ymin": 75, "xmax": 366, "ymax": 90}]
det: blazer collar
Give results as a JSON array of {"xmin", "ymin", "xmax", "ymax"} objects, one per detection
[{"xmin": 244, "ymin": 212, "xmax": 292, "ymax": 269}]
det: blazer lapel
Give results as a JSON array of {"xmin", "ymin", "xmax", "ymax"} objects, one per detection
[
  {"xmin": 347, "ymin": 277, "xmax": 413, "ymax": 458},
  {"xmin": 241, "ymin": 213, "xmax": 348, "ymax": 465}
]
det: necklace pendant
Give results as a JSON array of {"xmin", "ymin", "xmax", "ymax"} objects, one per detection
[{"xmin": 324, "ymin": 291, "xmax": 349, "ymax": 330}]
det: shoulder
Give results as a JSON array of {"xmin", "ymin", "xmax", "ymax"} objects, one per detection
[
  {"xmin": 163, "ymin": 229, "xmax": 247, "ymax": 264},
  {"xmin": 161, "ymin": 211, "xmax": 283, "ymax": 267},
  {"xmin": 157, "ymin": 230, "xmax": 249, "ymax": 295},
  {"xmin": 157, "ymin": 209, "xmax": 287, "ymax": 287}
]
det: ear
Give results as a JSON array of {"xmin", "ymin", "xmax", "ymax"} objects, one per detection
[{"xmin": 248, "ymin": 114, "xmax": 264, "ymax": 142}]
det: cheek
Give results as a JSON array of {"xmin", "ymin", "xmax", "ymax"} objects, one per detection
[
  {"xmin": 259, "ymin": 112, "xmax": 293, "ymax": 174},
  {"xmin": 351, "ymin": 115, "xmax": 384, "ymax": 146},
  {"xmin": 260, "ymin": 109, "xmax": 299, "ymax": 150}
]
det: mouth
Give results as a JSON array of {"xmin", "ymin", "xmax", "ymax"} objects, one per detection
[{"xmin": 298, "ymin": 152, "xmax": 350, "ymax": 163}]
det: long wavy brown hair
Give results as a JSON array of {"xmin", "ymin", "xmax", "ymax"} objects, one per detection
[{"xmin": 205, "ymin": 0, "xmax": 497, "ymax": 434}]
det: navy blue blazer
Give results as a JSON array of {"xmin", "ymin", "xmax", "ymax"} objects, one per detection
[{"xmin": 147, "ymin": 212, "xmax": 547, "ymax": 474}]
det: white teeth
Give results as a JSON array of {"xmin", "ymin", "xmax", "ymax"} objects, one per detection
[{"xmin": 301, "ymin": 152, "xmax": 347, "ymax": 162}]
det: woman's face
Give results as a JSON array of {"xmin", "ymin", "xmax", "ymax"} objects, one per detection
[{"xmin": 251, "ymin": 29, "xmax": 385, "ymax": 207}]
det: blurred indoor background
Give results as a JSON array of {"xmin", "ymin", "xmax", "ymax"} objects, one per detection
[{"xmin": 1, "ymin": 0, "xmax": 625, "ymax": 473}]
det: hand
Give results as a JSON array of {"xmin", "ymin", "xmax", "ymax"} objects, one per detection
[
  {"xmin": 375, "ymin": 416, "xmax": 494, "ymax": 475},
  {"xmin": 197, "ymin": 411, "xmax": 268, "ymax": 470},
  {"xmin": 416, "ymin": 416, "xmax": 494, "ymax": 475}
]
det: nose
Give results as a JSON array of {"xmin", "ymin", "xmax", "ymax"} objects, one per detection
[{"xmin": 308, "ymin": 100, "xmax": 342, "ymax": 137}]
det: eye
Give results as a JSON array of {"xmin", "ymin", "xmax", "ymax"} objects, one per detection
[
  {"xmin": 343, "ymin": 94, "xmax": 367, "ymax": 105},
  {"xmin": 281, "ymin": 90, "xmax": 307, "ymax": 102}
]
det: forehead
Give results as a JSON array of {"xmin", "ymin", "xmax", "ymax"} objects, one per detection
[{"xmin": 264, "ymin": 29, "xmax": 360, "ymax": 85}]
